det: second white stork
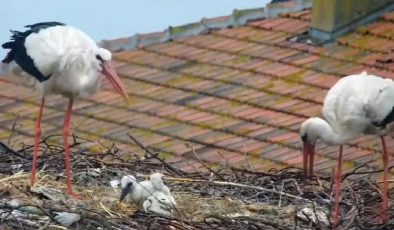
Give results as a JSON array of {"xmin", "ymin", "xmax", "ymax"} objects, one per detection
[
  {"xmin": 300, "ymin": 71, "xmax": 393, "ymax": 224},
  {"xmin": 1, "ymin": 22, "xmax": 129, "ymax": 198}
]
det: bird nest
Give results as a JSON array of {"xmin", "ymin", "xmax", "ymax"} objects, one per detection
[{"xmin": 0, "ymin": 134, "xmax": 393, "ymax": 230}]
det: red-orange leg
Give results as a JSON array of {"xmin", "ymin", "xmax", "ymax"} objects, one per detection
[
  {"xmin": 380, "ymin": 136, "xmax": 389, "ymax": 221},
  {"xmin": 63, "ymin": 97, "xmax": 80, "ymax": 198},
  {"xmin": 31, "ymin": 97, "xmax": 45, "ymax": 187},
  {"xmin": 333, "ymin": 145, "xmax": 343, "ymax": 226}
]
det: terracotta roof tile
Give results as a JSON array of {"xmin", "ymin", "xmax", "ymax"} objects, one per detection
[
  {"xmin": 383, "ymin": 11, "xmax": 394, "ymax": 22},
  {"xmin": 281, "ymin": 9, "xmax": 312, "ymax": 21},
  {"xmin": 359, "ymin": 21, "xmax": 394, "ymax": 40},
  {"xmin": 338, "ymin": 34, "xmax": 394, "ymax": 53},
  {"xmin": 2, "ymin": 7, "xmax": 394, "ymax": 175}
]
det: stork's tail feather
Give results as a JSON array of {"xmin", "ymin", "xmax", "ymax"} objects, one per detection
[
  {"xmin": 2, "ymin": 41, "xmax": 14, "ymax": 49},
  {"xmin": 2, "ymin": 22, "xmax": 66, "ymax": 64},
  {"xmin": 25, "ymin": 21, "xmax": 65, "ymax": 29},
  {"xmin": 1, "ymin": 41, "xmax": 16, "ymax": 63},
  {"xmin": 1, "ymin": 30, "xmax": 24, "ymax": 64}
]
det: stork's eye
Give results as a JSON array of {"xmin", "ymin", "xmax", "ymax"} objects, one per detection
[{"xmin": 96, "ymin": 54, "xmax": 103, "ymax": 62}]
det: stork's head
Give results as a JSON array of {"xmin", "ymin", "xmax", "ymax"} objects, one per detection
[
  {"xmin": 300, "ymin": 117, "xmax": 325, "ymax": 176},
  {"xmin": 95, "ymin": 48, "xmax": 129, "ymax": 101},
  {"xmin": 300, "ymin": 117, "xmax": 321, "ymax": 152},
  {"xmin": 119, "ymin": 175, "xmax": 136, "ymax": 202}
]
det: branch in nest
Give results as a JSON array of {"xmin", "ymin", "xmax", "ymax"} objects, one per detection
[
  {"xmin": 161, "ymin": 176, "xmax": 312, "ymax": 203},
  {"xmin": 185, "ymin": 142, "xmax": 225, "ymax": 181},
  {"xmin": 127, "ymin": 132, "xmax": 184, "ymax": 176},
  {"xmin": 0, "ymin": 141, "xmax": 25, "ymax": 159}
]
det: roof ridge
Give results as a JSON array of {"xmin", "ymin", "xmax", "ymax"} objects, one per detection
[{"xmin": 99, "ymin": 0, "xmax": 312, "ymax": 52}]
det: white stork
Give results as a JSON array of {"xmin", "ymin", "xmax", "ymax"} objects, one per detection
[
  {"xmin": 300, "ymin": 71, "xmax": 393, "ymax": 224},
  {"xmin": 1, "ymin": 22, "xmax": 129, "ymax": 198}
]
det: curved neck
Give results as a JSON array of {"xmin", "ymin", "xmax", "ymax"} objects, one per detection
[{"xmin": 307, "ymin": 118, "xmax": 348, "ymax": 145}]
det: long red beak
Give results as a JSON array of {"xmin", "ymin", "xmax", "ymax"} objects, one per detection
[
  {"xmin": 101, "ymin": 61, "xmax": 129, "ymax": 101},
  {"xmin": 303, "ymin": 142, "xmax": 315, "ymax": 178}
]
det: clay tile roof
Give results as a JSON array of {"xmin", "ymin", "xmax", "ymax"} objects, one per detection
[{"xmin": 2, "ymin": 2, "xmax": 394, "ymax": 175}]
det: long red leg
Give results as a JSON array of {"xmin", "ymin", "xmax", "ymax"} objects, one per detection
[
  {"xmin": 31, "ymin": 97, "xmax": 45, "ymax": 187},
  {"xmin": 303, "ymin": 147, "xmax": 308, "ymax": 178},
  {"xmin": 380, "ymin": 136, "xmax": 389, "ymax": 221},
  {"xmin": 333, "ymin": 145, "xmax": 343, "ymax": 226},
  {"xmin": 63, "ymin": 98, "xmax": 79, "ymax": 198},
  {"xmin": 309, "ymin": 149, "xmax": 315, "ymax": 178}
]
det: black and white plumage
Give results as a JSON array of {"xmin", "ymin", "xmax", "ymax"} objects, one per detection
[
  {"xmin": 300, "ymin": 71, "xmax": 393, "ymax": 224},
  {"xmin": 1, "ymin": 22, "xmax": 129, "ymax": 198},
  {"xmin": 2, "ymin": 22, "xmax": 129, "ymax": 98},
  {"xmin": 2, "ymin": 22, "xmax": 65, "ymax": 82}
]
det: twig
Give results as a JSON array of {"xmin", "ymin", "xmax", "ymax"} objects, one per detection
[
  {"xmin": 185, "ymin": 143, "xmax": 225, "ymax": 181},
  {"xmin": 47, "ymin": 225, "xmax": 69, "ymax": 230},
  {"xmin": 99, "ymin": 201, "xmax": 115, "ymax": 218},
  {"xmin": 0, "ymin": 170, "xmax": 28, "ymax": 183},
  {"xmin": 341, "ymin": 159, "xmax": 378, "ymax": 181},
  {"xmin": 278, "ymin": 180, "xmax": 284, "ymax": 207},
  {"xmin": 127, "ymin": 132, "xmax": 183, "ymax": 175},
  {"xmin": 162, "ymin": 176, "xmax": 312, "ymax": 203},
  {"xmin": 0, "ymin": 141, "xmax": 25, "ymax": 159},
  {"xmin": 242, "ymin": 144, "xmax": 253, "ymax": 170},
  {"xmin": 311, "ymin": 201, "xmax": 324, "ymax": 229},
  {"xmin": 377, "ymin": 179, "xmax": 394, "ymax": 183},
  {"xmin": 289, "ymin": 179, "xmax": 303, "ymax": 196},
  {"xmin": 230, "ymin": 167, "xmax": 278, "ymax": 177},
  {"xmin": 7, "ymin": 118, "xmax": 21, "ymax": 147}
]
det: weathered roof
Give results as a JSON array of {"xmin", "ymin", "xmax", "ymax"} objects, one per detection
[{"xmin": 1, "ymin": 4, "xmax": 394, "ymax": 174}]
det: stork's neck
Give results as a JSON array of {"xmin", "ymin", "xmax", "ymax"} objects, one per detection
[{"xmin": 304, "ymin": 117, "xmax": 348, "ymax": 145}]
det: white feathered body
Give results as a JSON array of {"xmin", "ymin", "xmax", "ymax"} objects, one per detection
[
  {"xmin": 150, "ymin": 173, "xmax": 176, "ymax": 205},
  {"xmin": 124, "ymin": 180, "xmax": 155, "ymax": 209},
  {"xmin": 7, "ymin": 25, "xmax": 110, "ymax": 98},
  {"xmin": 319, "ymin": 72, "xmax": 394, "ymax": 144},
  {"xmin": 143, "ymin": 191, "xmax": 176, "ymax": 217},
  {"xmin": 151, "ymin": 180, "xmax": 176, "ymax": 205}
]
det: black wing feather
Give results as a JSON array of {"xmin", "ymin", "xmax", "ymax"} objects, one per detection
[{"xmin": 1, "ymin": 21, "xmax": 66, "ymax": 82}]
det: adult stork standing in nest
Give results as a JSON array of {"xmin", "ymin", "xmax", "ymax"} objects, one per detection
[
  {"xmin": 300, "ymin": 71, "xmax": 393, "ymax": 224},
  {"xmin": 1, "ymin": 22, "xmax": 129, "ymax": 198}
]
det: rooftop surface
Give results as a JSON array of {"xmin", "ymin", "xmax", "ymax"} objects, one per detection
[{"xmin": 1, "ymin": 5, "xmax": 394, "ymax": 175}]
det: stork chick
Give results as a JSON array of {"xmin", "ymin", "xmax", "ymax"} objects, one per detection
[
  {"xmin": 150, "ymin": 173, "xmax": 176, "ymax": 206},
  {"xmin": 143, "ymin": 191, "xmax": 176, "ymax": 217},
  {"xmin": 119, "ymin": 175, "xmax": 155, "ymax": 209}
]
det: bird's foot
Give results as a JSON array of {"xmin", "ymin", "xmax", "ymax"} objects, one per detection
[
  {"xmin": 377, "ymin": 208, "xmax": 388, "ymax": 223},
  {"xmin": 371, "ymin": 215, "xmax": 386, "ymax": 224},
  {"xmin": 66, "ymin": 190, "xmax": 83, "ymax": 200}
]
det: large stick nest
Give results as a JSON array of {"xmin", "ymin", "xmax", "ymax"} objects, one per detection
[{"xmin": 0, "ymin": 134, "xmax": 393, "ymax": 230}]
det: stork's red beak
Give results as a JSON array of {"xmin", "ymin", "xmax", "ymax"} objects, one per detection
[
  {"xmin": 101, "ymin": 61, "xmax": 129, "ymax": 101},
  {"xmin": 303, "ymin": 142, "xmax": 315, "ymax": 178}
]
